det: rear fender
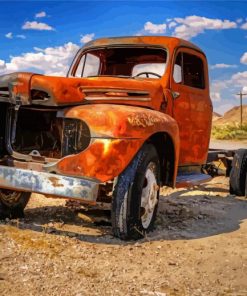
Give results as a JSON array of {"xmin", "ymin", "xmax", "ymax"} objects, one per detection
[{"xmin": 55, "ymin": 104, "xmax": 179, "ymax": 183}]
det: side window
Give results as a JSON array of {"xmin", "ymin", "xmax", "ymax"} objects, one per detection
[
  {"xmin": 183, "ymin": 53, "xmax": 205, "ymax": 89},
  {"xmin": 74, "ymin": 53, "xmax": 100, "ymax": 77},
  {"xmin": 173, "ymin": 53, "xmax": 182, "ymax": 83},
  {"xmin": 173, "ymin": 52, "xmax": 205, "ymax": 89},
  {"xmin": 83, "ymin": 53, "xmax": 100, "ymax": 77},
  {"xmin": 74, "ymin": 55, "xmax": 85, "ymax": 77}
]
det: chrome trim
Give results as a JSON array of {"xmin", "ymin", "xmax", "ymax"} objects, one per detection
[
  {"xmin": 85, "ymin": 96, "xmax": 151, "ymax": 101},
  {"xmin": 82, "ymin": 88, "xmax": 149, "ymax": 95},
  {"xmin": 0, "ymin": 165, "xmax": 99, "ymax": 201}
]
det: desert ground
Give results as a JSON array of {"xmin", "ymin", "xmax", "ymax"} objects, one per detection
[
  {"xmin": 210, "ymin": 139, "xmax": 247, "ymax": 149},
  {"xmin": 1, "ymin": 174, "xmax": 247, "ymax": 296}
]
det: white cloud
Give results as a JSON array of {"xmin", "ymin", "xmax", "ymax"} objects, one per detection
[
  {"xmin": 230, "ymin": 71, "xmax": 247, "ymax": 88},
  {"xmin": 210, "ymin": 70, "xmax": 247, "ymax": 109},
  {"xmin": 168, "ymin": 21, "xmax": 177, "ymax": 29},
  {"xmin": 0, "ymin": 42, "xmax": 79, "ymax": 76},
  {"xmin": 212, "ymin": 71, "xmax": 247, "ymax": 93},
  {"xmin": 210, "ymin": 92, "xmax": 221, "ymax": 102},
  {"xmin": 210, "ymin": 63, "xmax": 237, "ymax": 70},
  {"xmin": 16, "ymin": 34, "xmax": 26, "ymax": 39},
  {"xmin": 241, "ymin": 22, "xmax": 247, "ymax": 29},
  {"xmin": 5, "ymin": 32, "xmax": 13, "ymax": 39},
  {"xmin": 80, "ymin": 33, "xmax": 95, "ymax": 44},
  {"xmin": 33, "ymin": 47, "xmax": 44, "ymax": 52},
  {"xmin": 5, "ymin": 33, "xmax": 26, "ymax": 40},
  {"xmin": 144, "ymin": 21, "xmax": 166, "ymax": 34},
  {"xmin": 0, "ymin": 59, "xmax": 6, "ymax": 70},
  {"xmin": 210, "ymin": 80, "xmax": 228, "ymax": 102},
  {"xmin": 240, "ymin": 52, "xmax": 247, "ymax": 64},
  {"xmin": 35, "ymin": 11, "xmax": 46, "ymax": 18},
  {"xmin": 236, "ymin": 18, "xmax": 243, "ymax": 24},
  {"xmin": 173, "ymin": 15, "xmax": 237, "ymax": 39},
  {"xmin": 138, "ymin": 15, "xmax": 237, "ymax": 40},
  {"xmin": 22, "ymin": 21, "xmax": 54, "ymax": 31}
]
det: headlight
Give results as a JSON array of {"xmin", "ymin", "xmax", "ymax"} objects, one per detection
[{"xmin": 62, "ymin": 118, "xmax": 91, "ymax": 156}]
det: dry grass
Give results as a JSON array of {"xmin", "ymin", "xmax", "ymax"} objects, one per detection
[{"xmin": 211, "ymin": 124, "xmax": 247, "ymax": 140}]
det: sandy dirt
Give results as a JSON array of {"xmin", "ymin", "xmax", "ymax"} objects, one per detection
[
  {"xmin": 0, "ymin": 176, "xmax": 247, "ymax": 296},
  {"xmin": 210, "ymin": 139, "xmax": 247, "ymax": 150}
]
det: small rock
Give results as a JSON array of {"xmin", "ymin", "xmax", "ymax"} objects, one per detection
[{"xmin": 67, "ymin": 233, "xmax": 77, "ymax": 238}]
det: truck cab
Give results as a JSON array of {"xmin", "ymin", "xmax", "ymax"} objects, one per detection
[{"xmin": 0, "ymin": 36, "xmax": 214, "ymax": 239}]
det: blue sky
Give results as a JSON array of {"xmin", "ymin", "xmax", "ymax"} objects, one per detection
[{"xmin": 0, "ymin": 1, "xmax": 247, "ymax": 114}]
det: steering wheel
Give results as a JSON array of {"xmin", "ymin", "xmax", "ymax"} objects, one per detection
[{"xmin": 134, "ymin": 71, "xmax": 161, "ymax": 78}]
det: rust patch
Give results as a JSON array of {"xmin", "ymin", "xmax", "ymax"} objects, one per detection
[
  {"xmin": 128, "ymin": 113, "xmax": 162, "ymax": 127},
  {"xmin": 49, "ymin": 177, "xmax": 64, "ymax": 188}
]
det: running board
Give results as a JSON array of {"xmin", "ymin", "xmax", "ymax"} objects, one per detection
[{"xmin": 176, "ymin": 173, "xmax": 212, "ymax": 188}]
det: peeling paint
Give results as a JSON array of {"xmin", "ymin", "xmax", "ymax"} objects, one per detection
[{"xmin": 0, "ymin": 165, "xmax": 99, "ymax": 201}]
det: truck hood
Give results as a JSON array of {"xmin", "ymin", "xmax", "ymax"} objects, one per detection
[{"xmin": 0, "ymin": 72, "xmax": 164, "ymax": 109}]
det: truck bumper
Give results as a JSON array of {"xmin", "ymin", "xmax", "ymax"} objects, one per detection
[{"xmin": 0, "ymin": 165, "xmax": 99, "ymax": 202}]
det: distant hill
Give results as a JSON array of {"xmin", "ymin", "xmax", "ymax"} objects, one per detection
[
  {"xmin": 213, "ymin": 105, "xmax": 247, "ymax": 126},
  {"xmin": 212, "ymin": 111, "xmax": 222, "ymax": 122}
]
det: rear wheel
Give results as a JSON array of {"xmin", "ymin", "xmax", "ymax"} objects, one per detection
[
  {"xmin": 245, "ymin": 174, "xmax": 247, "ymax": 197},
  {"xmin": 0, "ymin": 189, "xmax": 31, "ymax": 219},
  {"xmin": 111, "ymin": 144, "xmax": 160, "ymax": 240},
  {"xmin": 229, "ymin": 149, "xmax": 247, "ymax": 196}
]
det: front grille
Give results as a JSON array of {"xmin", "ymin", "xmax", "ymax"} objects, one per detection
[{"xmin": 0, "ymin": 87, "xmax": 9, "ymax": 99}]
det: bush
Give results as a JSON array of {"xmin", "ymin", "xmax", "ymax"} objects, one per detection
[{"xmin": 211, "ymin": 124, "xmax": 247, "ymax": 140}]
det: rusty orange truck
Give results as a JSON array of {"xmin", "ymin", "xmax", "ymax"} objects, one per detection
[{"xmin": 0, "ymin": 36, "xmax": 246, "ymax": 239}]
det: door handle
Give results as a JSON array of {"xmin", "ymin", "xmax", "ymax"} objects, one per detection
[{"xmin": 171, "ymin": 91, "xmax": 180, "ymax": 99}]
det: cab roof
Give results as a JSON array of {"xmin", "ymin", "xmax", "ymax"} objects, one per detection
[{"xmin": 83, "ymin": 36, "xmax": 203, "ymax": 54}]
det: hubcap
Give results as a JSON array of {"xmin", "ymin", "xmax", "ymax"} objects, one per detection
[
  {"xmin": 0, "ymin": 189, "xmax": 21, "ymax": 206},
  {"xmin": 140, "ymin": 162, "xmax": 159, "ymax": 229}
]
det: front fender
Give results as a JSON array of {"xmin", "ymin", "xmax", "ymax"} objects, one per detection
[{"xmin": 56, "ymin": 104, "xmax": 179, "ymax": 182}]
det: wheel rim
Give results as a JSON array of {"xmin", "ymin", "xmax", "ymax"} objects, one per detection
[
  {"xmin": 140, "ymin": 162, "xmax": 159, "ymax": 229},
  {"xmin": 0, "ymin": 189, "xmax": 22, "ymax": 206}
]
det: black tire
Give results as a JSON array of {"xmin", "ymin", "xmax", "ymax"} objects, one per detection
[
  {"xmin": 0, "ymin": 189, "xmax": 31, "ymax": 219},
  {"xmin": 229, "ymin": 149, "xmax": 247, "ymax": 196},
  {"xmin": 111, "ymin": 144, "xmax": 160, "ymax": 240},
  {"xmin": 245, "ymin": 173, "xmax": 247, "ymax": 197}
]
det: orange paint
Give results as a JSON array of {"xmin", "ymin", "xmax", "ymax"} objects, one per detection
[{"xmin": 56, "ymin": 104, "xmax": 179, "ymax": 182}]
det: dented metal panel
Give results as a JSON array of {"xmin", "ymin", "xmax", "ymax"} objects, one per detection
[
  {"xmin": 0, "ymin": 165, "xmax": 99, "ymax": 201},
  {"xmin": 54, "ymin": 104, "xmax": 180, "ymax": 183},
  {"xmin": 0, "ymin": 72, "xmax": 39, "ymax": 105}
]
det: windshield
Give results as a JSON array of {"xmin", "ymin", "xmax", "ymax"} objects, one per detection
[{"xmin": 70, "ymin": 47, "xmax": 167, "ymax": 79}]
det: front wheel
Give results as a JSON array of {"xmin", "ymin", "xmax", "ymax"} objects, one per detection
[
  {"xmin": 0, "ymin": 189, "xmax": 31, "ymax": 219},
  {"xmin": 111, "ymin": 144, "xmax": 160, "ymax": 240}
]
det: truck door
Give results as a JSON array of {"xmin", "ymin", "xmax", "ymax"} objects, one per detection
[{"xmin": 171, "ymin": 48, "xmax": 212, "ymax": 166}]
